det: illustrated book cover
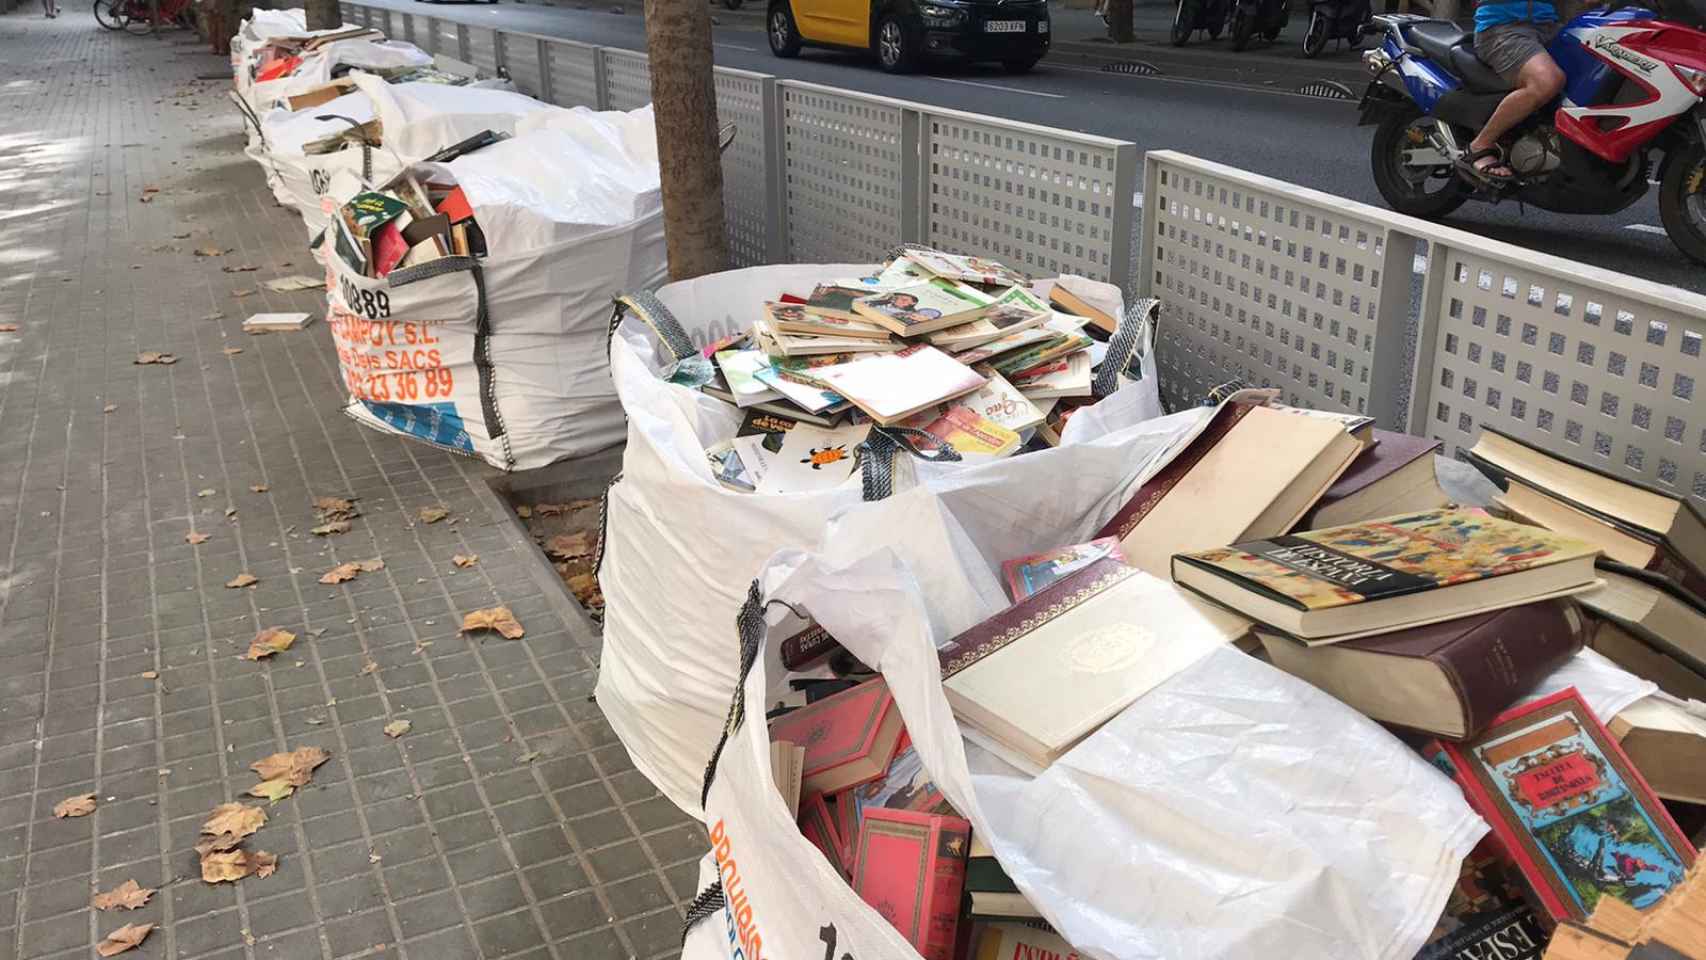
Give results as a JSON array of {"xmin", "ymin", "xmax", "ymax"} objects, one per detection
[
  {"xmin": 768, "ymin": 677, "xmax": 905, "ymax": 795},
  {"xmin": 851, "ymin": 808, "xmax": 972, "ymax": 960},
  {"xmin": 1000, "ymin": 537, "xmax": 1126, "ymax": 602}
]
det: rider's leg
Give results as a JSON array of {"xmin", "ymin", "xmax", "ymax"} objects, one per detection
[{"xmin": 1470, "ymin": 52, "xmax": 1565, "ymax": 159}]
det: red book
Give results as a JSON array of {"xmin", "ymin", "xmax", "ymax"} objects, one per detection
[
  {"xmin": 798, "ymin": 793, "xmax": 846, "ymax": 878},
  {"xmin": 435, "ymin": 186, "xmax": 474, "ymax": 224},
  {"xmin": 1434, "ymin": 688, "xmax": 1695, "ymax": 927},
  {"xmin": 852, "ymin": 808, "xmax": 970, "ymax": 960},
  {"xmin": 372, "ymin": 221, "xmax": 409, "ymax": 278},
  {"xmin": 768, "ymin": 677, "xmax": 905, "ymax": 795}
]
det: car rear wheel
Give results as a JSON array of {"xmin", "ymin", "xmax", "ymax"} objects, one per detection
[
  {"xmin": 875, "ymin": 15, "xmax": 918, "ymax": 73},
  {"xmin": 1002, "ymin": 55, "xmax": 1041, "ymax": 73},
  {"xmin": 768, "ymin": 2, "xmax": 802, "ymax": 57}
]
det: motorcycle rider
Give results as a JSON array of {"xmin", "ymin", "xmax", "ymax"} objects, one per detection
[{"xmin": 1459, "ymin": 0, "xmax": 1567, "ymax": 183}]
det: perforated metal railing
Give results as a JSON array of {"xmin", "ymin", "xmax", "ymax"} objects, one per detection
[{"xmin": 1141, "ymin": 150, "xmax": 1706, "ymax": 509}]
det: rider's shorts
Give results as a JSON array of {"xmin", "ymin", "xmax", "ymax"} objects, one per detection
[{"xmin": 1475, "ymin": 20, "xmax": 1563, "ymax": 84}]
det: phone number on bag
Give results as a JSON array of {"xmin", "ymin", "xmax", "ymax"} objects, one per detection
[{"xmin": 343, "ymin": 368, "xmax": 455, "ymax": 403}]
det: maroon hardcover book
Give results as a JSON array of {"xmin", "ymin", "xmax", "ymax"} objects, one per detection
[
  {"xmin": 1262, "ymin": 599, "xmax": 1587, "ymax": 739},
  {"xmin": 779, "ymin": 621, "xmax": 841, "ymax": 670},
  {"xmin": 1091, "ymin": 401, "xmax": 1256, "ymax": 542},
  {"xmin": 1300, "ymin": 429, "xmax": 1442, "ymax": 522}
]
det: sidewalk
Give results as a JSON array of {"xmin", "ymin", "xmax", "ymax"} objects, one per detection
[{"xmin": 0, "ymin": 12, "xmax": 700, "ymax": 960}]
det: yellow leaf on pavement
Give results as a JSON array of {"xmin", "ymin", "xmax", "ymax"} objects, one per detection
[
  {"xmin": 202, "ymin": 802, "xmax": 266, "ymax": 842},
  {"xmin": 383, "ymin": 719, "xmax": 411, "ymax": 739},
  {"xmin": 199, "ymin": 849, "xmax": 255, "ymax": 883},
  {"xmin": 247, "ymin": 778, "xmax": 294, "ymax": 802},
  {"xmin": 91, "ymin": 880, "xmax": 154, "ymax": 911},
  {"xmin": 460, "ymin": 606, "xmax": 525, "ymax": 640},
  {"xmin": 251, "ymin": 745, "xmax": 329, "ymax": 786},
  {"xmin": 319, "ymin": 562, "xmax": 359, "ymax": 585},
  {"xmin": 53, "ymin": 793, "xmax": 96, "ymax": 818},
  {"xmin": 243, "ymin": 627, "xmax": 295, "ymax": 661},
  {"xmin": 452, "ymin": 554, "xmax": 478, "ymax": 568},
  {"xmin": 97, "ymin": 922, "xmax": 154, "ymax": 956},
  {"xmin": 226, "ymin": 573, "xmax": 258, "ymax": 589}
]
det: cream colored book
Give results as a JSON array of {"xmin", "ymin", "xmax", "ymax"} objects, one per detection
[
  {"xmin": 937, "ymin": 560, "xmax": 1248, "ymax": 769},
  {"xmin": 769, "ymin": 741, "xmax": 805, "ymax": 818},
  {"xmin": 1610, "ymin": 696, "xmax": 1706, "ymax": 805}
]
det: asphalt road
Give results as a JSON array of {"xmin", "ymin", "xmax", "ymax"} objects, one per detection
[{"xmin": 375, "ymin": 0, "xmax": 1703, "ymax": 290}]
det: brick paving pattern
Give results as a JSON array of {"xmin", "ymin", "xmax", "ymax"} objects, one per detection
[{"xmin": 0, "ymin": 12, "xmax": 702, "ymax": 960}]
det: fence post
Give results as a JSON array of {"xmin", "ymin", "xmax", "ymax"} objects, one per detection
[
  {"xmin": 900, "ymin": 109, "xmax": 925, "ymax": 246},
  {"xmin": 1136, "ymin": 153, "xmax": 1161, "ymax": 298},
  {"xmin": 1369, "ymin": 229, "xmax": 1422, "ymax": 430},
  {"xmin": 762, "ymin": 77, "xmax": 789, "ymax": 264},
  {"xmin": 494, "ymin": 29, "xmax": 509, "ymax": 81},
  {"xmin": 1405, "ymin": 238, "xmax": 1451, "ymax": 436},
  {"xmin": 458, "ymin": 23, "xmax": 471, "ymax": 62},
  {"xmin": 537, "ymin": 37, "xmax": 554, "ymax": 103},
  {"xmin": 592, "ymin": 47, "xmax": 610, "ymax": 110},
  {"xmin": 1109, "ymin": 142, "xmax": 1139, "ymax": 293}
]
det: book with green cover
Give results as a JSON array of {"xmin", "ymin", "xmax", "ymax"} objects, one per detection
[{"xmin": 1171, "ymin": 509, "xmax": 1601, "ymax": 642}]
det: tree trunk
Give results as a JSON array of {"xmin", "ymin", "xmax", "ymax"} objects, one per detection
[
  {"xmin": 644, "ymin": 0, "xmax": 728, "ymax": 281},
  {"xmin": 1106, "ymin": 0, "xmax": 1135, "ymax": 42},
  {"xmin": 305, "ymin": 0, "xmax": 340, "ymax": 31}
]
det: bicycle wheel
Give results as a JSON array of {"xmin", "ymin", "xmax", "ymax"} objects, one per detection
[{"xmin": 93, "ymin": 0, "xmax": 128, "ymax": 30}]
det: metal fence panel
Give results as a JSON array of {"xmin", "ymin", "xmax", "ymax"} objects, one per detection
[
  {"xmin": 1143, "ymin": 153, "xmax": 1413, "ymax": 422},
  {"xmin": 436, "ymin": 19, "xmax": 460, "ymax": 59},
  {"xmin": 543, "ymin": 39, "xmax": 600, "ymax": 107},
  {"xmin": 603, "ymin": 49, "xmax": 652, "ymax": 112},
  {"xmin": 780, "ymin": 83, "xmax": 905, "ymax": 264},
  {"xmin": 1417, "ymin": 242, "xmax": 1706, "ymax": 507},
  {"xmin": 467, "ymin": 26, "xmax": 500, "ymax": 78},
  {"xmin": 714, "ymin": 68, "xmax": 773, "ymax": 267},
  {"xmin": 924, "ymin": 111, "xmax": 1133, "ymax": 287},
  {"xmin": 504, "ymin": 34, "xmax": 545, "ymax": 99}
]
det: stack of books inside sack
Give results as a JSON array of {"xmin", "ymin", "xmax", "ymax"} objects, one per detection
[
  {"xmin": 762, "ymin": 394, "xmax": 1706, "ymax": 960},
  {"xmin": 323, "ymin": 136, "xmax": 502, "ymax": 278},
  {"xmin": 696, "ymin": 249, "xmax": 1136, "ymax": 495}
]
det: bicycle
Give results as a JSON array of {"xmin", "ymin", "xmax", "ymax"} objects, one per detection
[{"xmin": 94, "ymin": 0, "xmax": 194, "ymax": 34}]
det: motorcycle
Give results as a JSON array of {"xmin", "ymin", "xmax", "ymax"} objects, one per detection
[
  {"xmin": 1302, "ymin": 0, "xmax": 1373, "ymax": 56},
  {"xmin": 1231, "ymin": 0, "xmax": 1290, "ymax": 49},
  {"xmin": 1359, "ymin": 4, "xmax": 1706, "ymax": 264},
  {"xmin": 1172, "ymin": 0, "xmax": 1231, "ymax": 45}
]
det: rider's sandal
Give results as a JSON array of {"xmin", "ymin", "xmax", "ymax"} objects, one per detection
[{"xmin": 1456, "ymin": 147, "xmax": 1516, "ymax": 188}]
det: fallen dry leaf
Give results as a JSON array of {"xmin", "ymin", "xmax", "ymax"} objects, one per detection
[
  {"xmin": 194, "ymin": 246, "xmax": 223, "ymax": 257},
  {"xmin": 103, "ymin": 403, "xmax": 118, "ymax": 413},
  {"xmin": 356, "ymin": 557, "xmax": 384, "ymax": 572},
  {"xmin": 383, "ymin": 719, "xmax": 411, "ymax": 738},
  {"xmin": 91, "ymin": 879, "xmax": 154, "ymax": 911},
  {"xmin": 461, "ymin": 606, "xmax": 525, "ymax": 640},
  {"xmin": 97, "ymin": 922, "xmax": 153, "ymax": 956},
  {"xmin": 252, "ymin": 850, "xmax": 278, "ymax": 878},
  {"xmin": 319, "ymin": 562, "xmax": 360, "ymax": 585},
  {"xmin": 243, "ymin": 627, "xmax": 295, "ymax": 661},
  {"xmin": 202, "ymin": 802, "xmax": 266, "ymax": 842},
  {"xmin": 185, "ymin": 531, "xmax": 209, "ymax": 545},
  {"xmin": 250, "ymin": 483, "xmax": 269, "ymax": 493},
  {"xmin": 251, "ymin": 745, "xmax": 329, "ymax": 786},
  {"xmin": 200, "ymin": 311, "xmax": 226, "ymax": 321},
  {"xmin": 138, "ymin": 194, "xmax": 154, "ymax": 204},
  {"xmin": 134, "ymin": 351, "xmax": 177, "ymax": 365},
  {"xmin": 0, "ymin": 324, "xmax": 17, "ymax": 333},
  {"xmin": 233, "ymin": 288, "xmax": 256, "ymax": 298},
  {"xmin": 172, "ymin": 232, "xmax": 191, "ymax": 239},
  {"xmin": 417, "ymin": 506, "xmax": 449, "ymax": 524},
  {"xmin": 452, "ymin": 554, "xmax": 478, "ymax": 568},
  {"xmin": 544, "ymin": 532, "xmax": 593, "ymax": 561},
  {"xmin": 226, "ymin": 573, "xmax": 258, "ymax": 589},
  {"xmin": 566, "ymin": 573, "xmax": 605, "ymax": 611},
  {"xmin": 53, "ymin": 793, "xmax": 96, "ymax": 818},
  {"xmin": 515, "ymin": 505, "xmax": 532, "ymax": 519},
  {"xmin": 199, "ymin": 848, "xmax": 259, "ymax": 883},
  {"xmin": 140, "ymin": 670, "xmax": 158, "ymax": 680},
  {"xmin": 359, "ymin": 660, "xmax": 378, "ymax": 676},
  {"xmin": 196, "ymin": 488, "xmax": 216, "ymax": 498},
  {"xmin": 310, "ymin": 521, "xmax": 351, "ymax": 536},
  {"xmin": 221, "ymin": 264, "xmax": 259, "ymax": 274},
  {"xmin": 222, "ymin": 346, "xmax": 243, "ymax": 356},
  {"xmin": 248, "ymin": 778, "xmax": 294, "ymax": 802}
]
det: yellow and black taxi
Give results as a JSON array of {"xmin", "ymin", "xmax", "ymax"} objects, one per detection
[{"xmin": 767, "ymin": 0, "xmax": 1050, "ymax": 73}]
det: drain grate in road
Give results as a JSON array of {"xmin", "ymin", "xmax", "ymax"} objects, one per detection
[
  {"xmin": 1298, "ymin": 79, "xmax": 1357, "ymax": 99},
  {"xmin": 1099, "ymin": 60, "xmax": 1161, "ymax": 76}
]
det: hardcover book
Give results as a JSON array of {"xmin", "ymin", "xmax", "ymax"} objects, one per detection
[
  {"xmin": 770, "ymin": 740, "xmax": 805, "ymax": 819},
  {"xmin": 1000, "ymin": 538, "xmax": 1126, "ymax": 602},
  {"xmin": 1047, "ymin": 276, "xmax": 1120, "ymax": 335},
  {"xmin": 938, "ymin": 559, "xmax": 1248, "ymax": 769},
  {"xmin": 1301, "ymin": 429, "xmax": 1448, "ymax": 530},
  {"xmin": 1257, "ymin": 599, "xmax": 1586, "ymax": 739},
  {"xmin": 1172, "ymin": 509, "xmax": 1601, "ymax": 642},
  {"xmin": 768, "ymin": 677, "xmax": 906, "ymax": 795},
  {"xmin": 851, "ymin": 808, "xmax": 972, "ymax": 960},
  {"xmin": 1095, "ymin": 400, "xmax": 1366, "ymax": 578},
  {"xmin": 1415, "ymin": 834, "xmax": 1547, "ymax": 960},
  {"xmin": 799, "ymin": 792, "xmax": 847, "ymax": 877},
  {"xmin": 1469, "ymin": 427, "xmax": 1706, "ymax": 595},
  {"xmin": 813, "ymin": 345, "xmax": 988, "ymax": 426},
  {"xmin": 1588, "ymin": 618, "xmax": 1706, "ymax": 704},
  {"xmin": 974, "ymin": 922, "xmax": 1080, "ymax": 960},
  {"xmin": 852, "ymin": 281, "xmax": 995, "ymax": 337},
  {"xmin": 1608, "ymin": 696, "xmax": 1706, "ymax": 806},
  {"xmin": 1497, "ymin": 479, "xmax": 1706, "ymax": 600},
  {"xmin": 1575, "ymin": 561, "xmax": 1706, "ymax": 679},
  {"xmin": 779, "ymin": 621, "xmax": 842, "ymax": 670},
  {"xmin": 1437, "ymin": 688, "xmax": 1696, "ymax": 926}
]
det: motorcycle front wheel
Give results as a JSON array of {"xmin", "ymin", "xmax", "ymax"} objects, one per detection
[
  {"xmin": 1230, "ymin": 8, "xmax": 1255, "ymax": 49},
  {"xmin": 1660, "ymin": 140, "xmax": 1706, "ymax": 266},
  {"xmin": 1172, "ymin": 0, "xmax": 1198, "ymax": 45},
  {"xmin": 1371, "ymin": 107, "xmax": 1468, "ymax": 219},
  {"xmin": 1301, "ymin": 10, "xmax": 1328, "ymax": 56}
]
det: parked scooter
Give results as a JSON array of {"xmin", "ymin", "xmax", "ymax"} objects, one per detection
[
  {"xmin": 1301, "ymin": 0, "xmax": 1372, "ymax": 56},
  {"xmin": 1171, "ymin": 0, "xmax": 1230, "ymax": 45},
  {"xmin": 1230, "ymin": 0, "xmax": 1289, "ymax": 49}
]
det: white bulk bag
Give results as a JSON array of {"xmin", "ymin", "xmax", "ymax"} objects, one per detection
[
  {"xmin": 323, "ymin": 107, "xmax": 664, "ymax": 470},
  {"xmin": 597, "ymin": 265, "xmax": 1160, "ymax": 818},
  {"xmin": 675, "ymin": 497, "xmax": 1487, "ymax": 960},
  {"xmin": 248, "ymin": 39, "xmax": 433, "ymax": 113}
]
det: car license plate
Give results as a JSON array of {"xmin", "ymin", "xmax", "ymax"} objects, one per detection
[{"xmin": 984, "ymin": 19, "xmax": 1026, "ymax": 32}]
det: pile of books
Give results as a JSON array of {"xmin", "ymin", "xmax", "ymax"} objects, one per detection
[
  {"xmin": 329, "ymin": 168, "xmax": 487, "ymax": 278},
  {"xmin": 699, "ymin": 250, "xmax": 1132, "ymax": 496},
  {"xmin": 772, "ymin": 393, "xmax": 1706, "ymax": 960}
]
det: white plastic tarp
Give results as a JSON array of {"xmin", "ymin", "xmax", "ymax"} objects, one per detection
[{"xmin": 323, "ymin": 106, "xmax": 664, "ymax": 470}]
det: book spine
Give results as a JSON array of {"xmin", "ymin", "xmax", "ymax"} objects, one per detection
[
  {"xmin": 1650, "ymin": 547, "xmax": 1706, "ymax": 602},
  {"xmin": 921, "ymin": 823, "xmax": 969, "ymax": 960},
  {"xmin": 1437, "ymin": 739, "xmax": 1575, "ymax": 927},
  {"xmin": 1435, "ymin": 602, "xmax": 1585, "ymax": 738},
  {"xmin": 779, "ymin": 623, "xmax": 841, "ymax": 670}
]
